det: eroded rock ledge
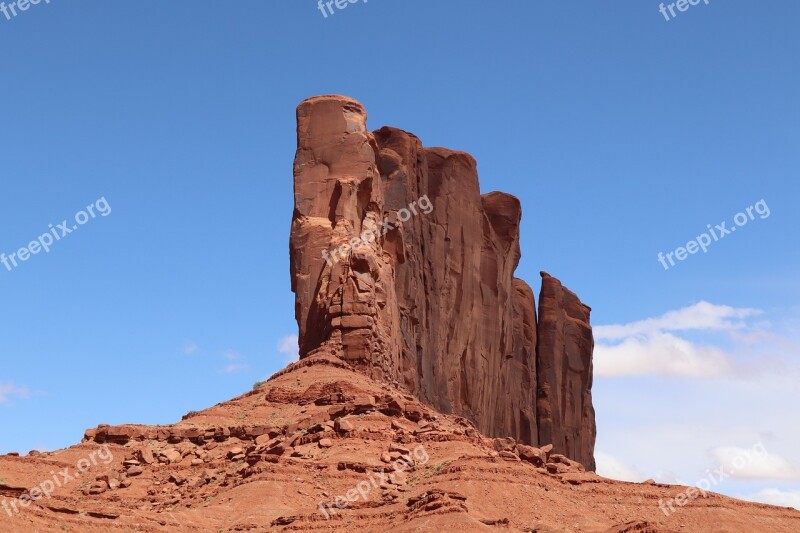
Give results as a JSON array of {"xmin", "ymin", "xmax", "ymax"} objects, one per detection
[{"xmin": 289, "ymin": 95, "xmax": 596, "ymax": 470}]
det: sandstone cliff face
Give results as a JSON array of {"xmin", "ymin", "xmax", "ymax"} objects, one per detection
[
  {"xmin": 537, "ymin": 272, "xmax": 597, "ymax": 471},
  {"xmin": 289, "ymin": 95, "xmax": 595, "ymax": 469}
]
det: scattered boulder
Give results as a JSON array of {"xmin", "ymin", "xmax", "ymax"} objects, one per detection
[
  {"xmin": 138, "ymin": 448, "xmax": 156, "ymax": 465},
  {"xmin": 227, "ymin": 447, "xmax": 244, "ymax": 459},
  {"xmin": 391, "ymin": 420, "xmax": 412, "ymax": 432},
  {"xmin": 334, "ymin": 418, "xmax": 354, "ymax": 433},
  {"xmin": 87, "ymin": 482, "xmax": 107, "ymax": 495},
  {"xmin": 517, "ymin": 444, "xmax": 548, "ymax": 467},
  {"xmin": 499, "ymin": 450, "xmax": 520, "ymax": 461},
  {"xmin": 266, "ymin": 443, "xmax": 288, "ymax": 456},
  {"xmin": 354, "ymin": 396, "xmax": 376, "ymax": 410},
  {"xmin": 546, "ymin": 463, "xmax": 571, "ymax": 475},
  {"xmin": 389, "ymin": 444, "xmax": 410, "ymax": 454},
  {"xmin": 493, "ymin": 438, "xmax": 516, "ymax": 453},
  {"xmin": 159, "ymin": 449, "xmax": 182, "ymax": 464}
]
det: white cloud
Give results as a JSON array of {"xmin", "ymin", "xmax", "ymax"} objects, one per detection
[
  {"xmin": 595, "ymin": 301, "xmax": 761, "ymax": 341},
  {"xmin": 278, "ymin": 335, "xmax": 299, "ymax": 364},
  {"xmin": 220, "ymin": 350, "xmax": 248, "ymax": 373},
  {"xmin": 711, "ymin": 445, "xmax": 800, "ymax": 480},
  {"xmin": 223, "ymin": 350, "xmax": 241, "ymax": 361},
  {"xmin": 0, "ymin": 382, "xmax": 30, "ymax": 404},
  {"xmin": 594, "ymin": 305, "xmax": 800, "ymax": 510},
  {"xmin": 595, "ymin": 451, "xmax": 646, "ymax": 482},
  {"xmin": 184, "ymin": 341, "xmax": 198, "ymax": 355},
  {"xmin": 738, "ymin": 488, "xmax": 800, "ymax": 510},
  {"xmin": 595, "ymin": 331, "xmax": 731, "ymax": 377},
  {"xmin": 593, "ymin": 301, "xmax": 779, "ymax": 378}
]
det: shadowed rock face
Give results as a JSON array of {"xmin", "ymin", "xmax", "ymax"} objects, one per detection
[
  {"xmin": 537, "ymin": 272, "xmax": 597, "ymax": 471},
  {"xmin": 289, "ymin": 94, "xmax": 596, "ymax": 469}
]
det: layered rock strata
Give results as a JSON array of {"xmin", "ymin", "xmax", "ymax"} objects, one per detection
[{"xmin": 289, "ymin": 95, "xmax": 595, "ymax": 469}]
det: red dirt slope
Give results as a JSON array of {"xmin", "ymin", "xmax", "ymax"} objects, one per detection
[{"xmin": 1, "ymin": 351, "xmax": 798, "ymax": 532}]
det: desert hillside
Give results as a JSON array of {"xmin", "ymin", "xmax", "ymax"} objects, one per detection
[{"xmin": 1, "ymin": 351, "xmax": 798, "ymax": 532}]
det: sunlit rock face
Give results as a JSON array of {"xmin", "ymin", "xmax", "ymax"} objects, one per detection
[{"xmin": 289, "ymin": 95, "xmax": 596, "ymax": 469}]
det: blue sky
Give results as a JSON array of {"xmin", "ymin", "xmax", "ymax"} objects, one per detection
[{"xmin": 1, "ymin": 0, "xmax": 798, "ymax": 510}]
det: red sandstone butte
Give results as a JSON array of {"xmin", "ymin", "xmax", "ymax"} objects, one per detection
[
  {"xmin": 289, "ymin": 94, "xmax": 596, "ymax": 469},
  {"xmin": 1, "ymin": 97, "xmax": 798, "ymax": 532}
]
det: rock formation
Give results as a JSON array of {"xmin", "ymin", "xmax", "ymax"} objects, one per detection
[
  {"xmin": 6, "ymin": 358, "xmax": 797, "ymax": 532},
  {"xmin": 289, "ymin": 95, "xmax": 596, "ymax": 469},
  {"xmin": 537, "ymin": 273, "xmax": 597, "ymax": 471},
  {"xmin": 4, "ymin": 96, "xmax": 800, "ymax": 532}
]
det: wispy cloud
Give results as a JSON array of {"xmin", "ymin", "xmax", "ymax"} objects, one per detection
[
  {"xmin": 594, "ymin": 302, "xmax": 796, "ymax": 378},
  {"xmin": 594, "ymin": 305, "xmax": 800, "ymax": 510},
  {"xmin": 711, "ymin": 446, "xmax": 800, "ymax": 480},
  {"xmin": 183, "ymin": 341, "xmax": 199, "ymax": 355},
  {"xmin": 738, "ymin": 488, "xmax": 800, "ymax": 510},
  {"xmin": 595, "ymin": 331, "xmax": 732, "ymax": 377},
  {"xmin": 595, "ymin": 301, "xmax": 761, "ymax": 341},
  {"xmin": 0, "ymin": 382, "xmax": 30, "ymax": 404},
  {"xmin": 595, "ymin": 451, "xmax": 646, "ymax": 482},
  {"xmin": 278, "ymin": 335, "xmax": 299, "ymax": 364},
  {"xmin": 221, "ymin": 350, "xmax": 248, "ymax": 373},
  {"xmin": 222, "ymin": 350, "xmax": 240, "ymax": 361}
]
